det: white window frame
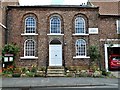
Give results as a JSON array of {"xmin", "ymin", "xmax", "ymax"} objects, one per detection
[
  {"xmin": 75, "ymin": 17, "xmax": 86, "ymax": 34},
  {"xmin": 75, "ymin": 39, "xmax": 87, "ymax": 57},
  {"xmin": 20, "ymin": 39, "xmax": 38, "ymax": 59},
  {"xmin": 50, "ymin": 16, "xmax": 61, "ymax": 34},
  {"xmin": 73, "ymin": 39, "xmax": 90, "ymax": 59},
  {"xmin": 24, "ymin": 39, "xmax": 35, "ymax": 57},
  {"xmin": 116, "ymin": 20, "xmax": 120, "ymax": 34},
  {"xmin": 25, "ymin": 16, "xmax": 36, "ymax": 34}
]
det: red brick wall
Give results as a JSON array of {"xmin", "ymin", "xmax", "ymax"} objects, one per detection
[
  {"xmin": 99, "ymin": 16, "xmax": 119, "ymax": 68},
  {"xmin": 7, "ymin": 6, "xmax": 99, "ymax": 69}
]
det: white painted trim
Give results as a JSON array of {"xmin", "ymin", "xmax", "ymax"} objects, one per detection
[
  {"xmin": 0, "ymin": 23, "xmax": 7, "ymax": 29},
  {"xmin": 20, "ymin": 56, "xmax": 38, "ymax": 59},
  {"xmin": 104, "ymin": 44, "xmax": 109, "ymax": 72},
  {"xmin": 75, "ymin": 17, "xmax": 86, "ymax": 34},
  {"xmin": 73, "ymin": 56, "xmax": 90, "ymax": 59},
  {"xmin": 75, "ymin": 39, "xmax": 87, "ymax": 56},
  {"xmin": 50, "ymin": 16, "xmax": 61, "ymax": 34},
  {"xmin": 24, "ymin": 16, "xmax": 37, "ymax": 34},
  {"xmin": 24, "ymin": 39, "xmax": 36, "ymax": 57},
  {"xmin": 100, "ymin": 39, "xmax": 120, "ymax": 41},
  {"xmin": 72, "ymin": 34, "xmax": 89, "ymax": 36},
  {"xmin": 47, "ymin": 34, "xmax": 64, "ymax": 36},
  {"xmin": 104, "ymin": 44, "xmax": 120, "ymax": 72},
  {"xmin": 116, "ymin": 20, "xmax": 120, "ymax": 34},
  {"xmin": 21, "ymin": 33, "xmax": 38, "ymax": 36}
]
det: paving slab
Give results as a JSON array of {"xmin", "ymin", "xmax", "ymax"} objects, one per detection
[{"xmin": 1, "ymin": 77, "xmax": 119, "ymax": 88}]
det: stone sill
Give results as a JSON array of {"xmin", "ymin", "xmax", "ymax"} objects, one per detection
[
  {"xmin": 73, "ymin": 56, "xmax": 90, "ymax": 59},
  {"xmin": 20, "ymin": 56, "xmax": 38, "ymax": 59},
  {"xmin": 21, "ymin": 33, "xmax": 38, "ymax": 36},
  {"xmin": 47, "ymin": 34, "xmax": 64, "ymax": 36},
  {"xmin": 72, "ymin": 34, "xmax": 89, "ymax": 36}
]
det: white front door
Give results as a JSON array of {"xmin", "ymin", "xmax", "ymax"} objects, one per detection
[{"xmin": 49, "ymin": 45, "xmax": 62, "ymax": 66}]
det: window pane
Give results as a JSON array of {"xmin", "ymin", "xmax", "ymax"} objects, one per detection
[
  {"xmin": 75, "ymin": 17, "xmax": 85, "ymax": 34},
  {"xmin": 25, "ymin": 16, "xmax": 36, "ymax": 33},
  {"xmin": 76, "ymin": 39, "xmax": 86, "ymax": 56},
  {"xmin": 50, "ymin": 16, "xmax": 61, "ymax": 33},
  {"xmin": 118, "ymin": 20, "xmax": 120, "ymax": 33},
  {"xmin": 25, "ymin": 40, "xmax": 35, "ymax": 56}
]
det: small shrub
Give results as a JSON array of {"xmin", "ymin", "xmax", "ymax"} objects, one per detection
[
  {"xmin": 21, "ymin": 73, "xmax": 27, "ymax": 77},
  {"xmin": 66, "ymin": 73, "xmax": 75, "ymax": 77},
  {"xmin": 93, "ymin": 71, "xmax": 102, "ymax": 77},
  {"xmin": 12, "ymin": 73, "xmax": 21, "ymax": 77},
  {"xmin": 86, "ymin": 70, "xmax": 93, "ymax": 77},
  {"xmin": 2, "ymin": 44, "xmax": 20, "ymax": 55},
  {"xmin": 13, "ymin": 67, "xmax": 22, "ymax": 74},
  {"xmin": 21, "ymin": 67, "xmax": 28, "ymax": 74},
  {"xmin": 102, "ymin": 69, "xmax": 108, "ymax": 76},
  {"xmin": 31, "ymin": 67, "xmax": 37, "ymax": 73},
  {"xmin": 34, "ymin": 73, "xmax": 43, "ymax": 77},
  {"xmin": 38, "ymin": 67, "xmax": 46, "ymax": 71},
  {"xmin": 79, "ymin": 70, "xmax": 88, "ymax": 77},
  {"xmin": 26, "ymin": 72, "xmax": 35, "ymax": 77}
]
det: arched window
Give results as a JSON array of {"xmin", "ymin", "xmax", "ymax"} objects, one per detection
[
  {"xmin": 50, "ymin": 16, "xmax": 61, "ymax": 34},
  {"xmin": 75, "ymin": 17, "xmax": 85, "ymax": 34},
  {"xmin": 25, "ymin": 16, "xmax": 36, "ymax": 33},
  {"xmin": 75, "ymin": 39, "xmax": 86, "ymax": 56},
  {"xmin": 24, "ymin": 39, "xmax": 35, "ymax": 57}
]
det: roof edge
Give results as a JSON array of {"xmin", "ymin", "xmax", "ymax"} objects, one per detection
[{"xmin": 7, "ymin": 5, "xmax": 99, "ymax": 9}]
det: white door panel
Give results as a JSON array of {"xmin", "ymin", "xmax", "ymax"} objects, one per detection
[{"xmin": 49, "ymin": 45, "xmax": 62, "ymax": 66}]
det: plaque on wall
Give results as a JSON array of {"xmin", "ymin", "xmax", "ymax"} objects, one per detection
[{"xmin": 89, "ymin": 28, "xmax": 98, "ymax": 34}]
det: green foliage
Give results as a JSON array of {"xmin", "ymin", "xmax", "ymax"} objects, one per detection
[
  {"xmin": 93, "ymin": 70, "xmax": 102, "ymax": 77},
  {"xmin": 31, "ymin": 66, "xmax": 37, "ymax": 73},
  {"xmin": 89, "ymin": 45, "xmax": 100, "ymax": 62},
  {"xmin": 66, "ymin": 72, "xmax": 75, "ymax": 77},
  {"xmin": 38, "ymin": 66, "xmax": 46, "ymax": 71},
  {"xmin": 79, "ymin": 70, "xmax": 88, "ymax": 77},
  {"xmin": 101, "ymin": 69, "xmax": 110, "ymax": 76},
  {"xmin": 34, "ymin": 73, "xmax": 44, "ymax": 77},
  {"xmin": 2, "ymin": 44, "xmax": 20, "ymax": 55},
  {"xmin": 12, "ymin": 73, "xmax": 21, "ymax": 77},
  {"xmin": 2, "ymin": 65, "xmax": 14, "ymax": 74},
  {"xmin": 26, "ymin": 72, "xmax": 35, "ymax": 77}
]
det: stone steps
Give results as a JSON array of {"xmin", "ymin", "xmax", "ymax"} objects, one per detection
[{"xmin": 47, "ymin": 66, "xmax": 65, "ymax": 77}]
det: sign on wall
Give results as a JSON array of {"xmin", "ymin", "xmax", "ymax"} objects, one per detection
[
  {"xmin": 89, "ymin": 28, "xmax": 98, "ymax": 34},
  {"xmin": 4, "ymin": 54, "xmax": 14, "ymax": 62}
]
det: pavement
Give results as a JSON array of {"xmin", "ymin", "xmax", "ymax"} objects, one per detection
[
  {"xmin": 111, "ymin": 71, "xmax": 120, "ymax": 78},
  {"xmin": 1, "ymin": 77, "xmax": 119, "ymax": 88}
]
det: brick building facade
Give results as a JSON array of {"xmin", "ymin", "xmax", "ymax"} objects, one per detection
[
  {"xmin": 90, "ymin": 0, "xmax": 120, "ymax": 71},
  {"xmin": 6, "ymin": 5, "xmax": 99, "ymax": 69},
  {"xmin": 0, "ymin": 0, "xmax": 19, "ymax": 62},
  {"xmin": 1, "ymin": 0, "xmax": 120, "ymax": 71}
]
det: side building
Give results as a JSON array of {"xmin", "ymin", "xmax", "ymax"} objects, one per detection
[
  {"xmin": 90, "ymin": 0, "xmax": 120, "ymax": 71},
  {"xmin": 0, "ymin": 0, "xmax": 19, "ymax": 64}
]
